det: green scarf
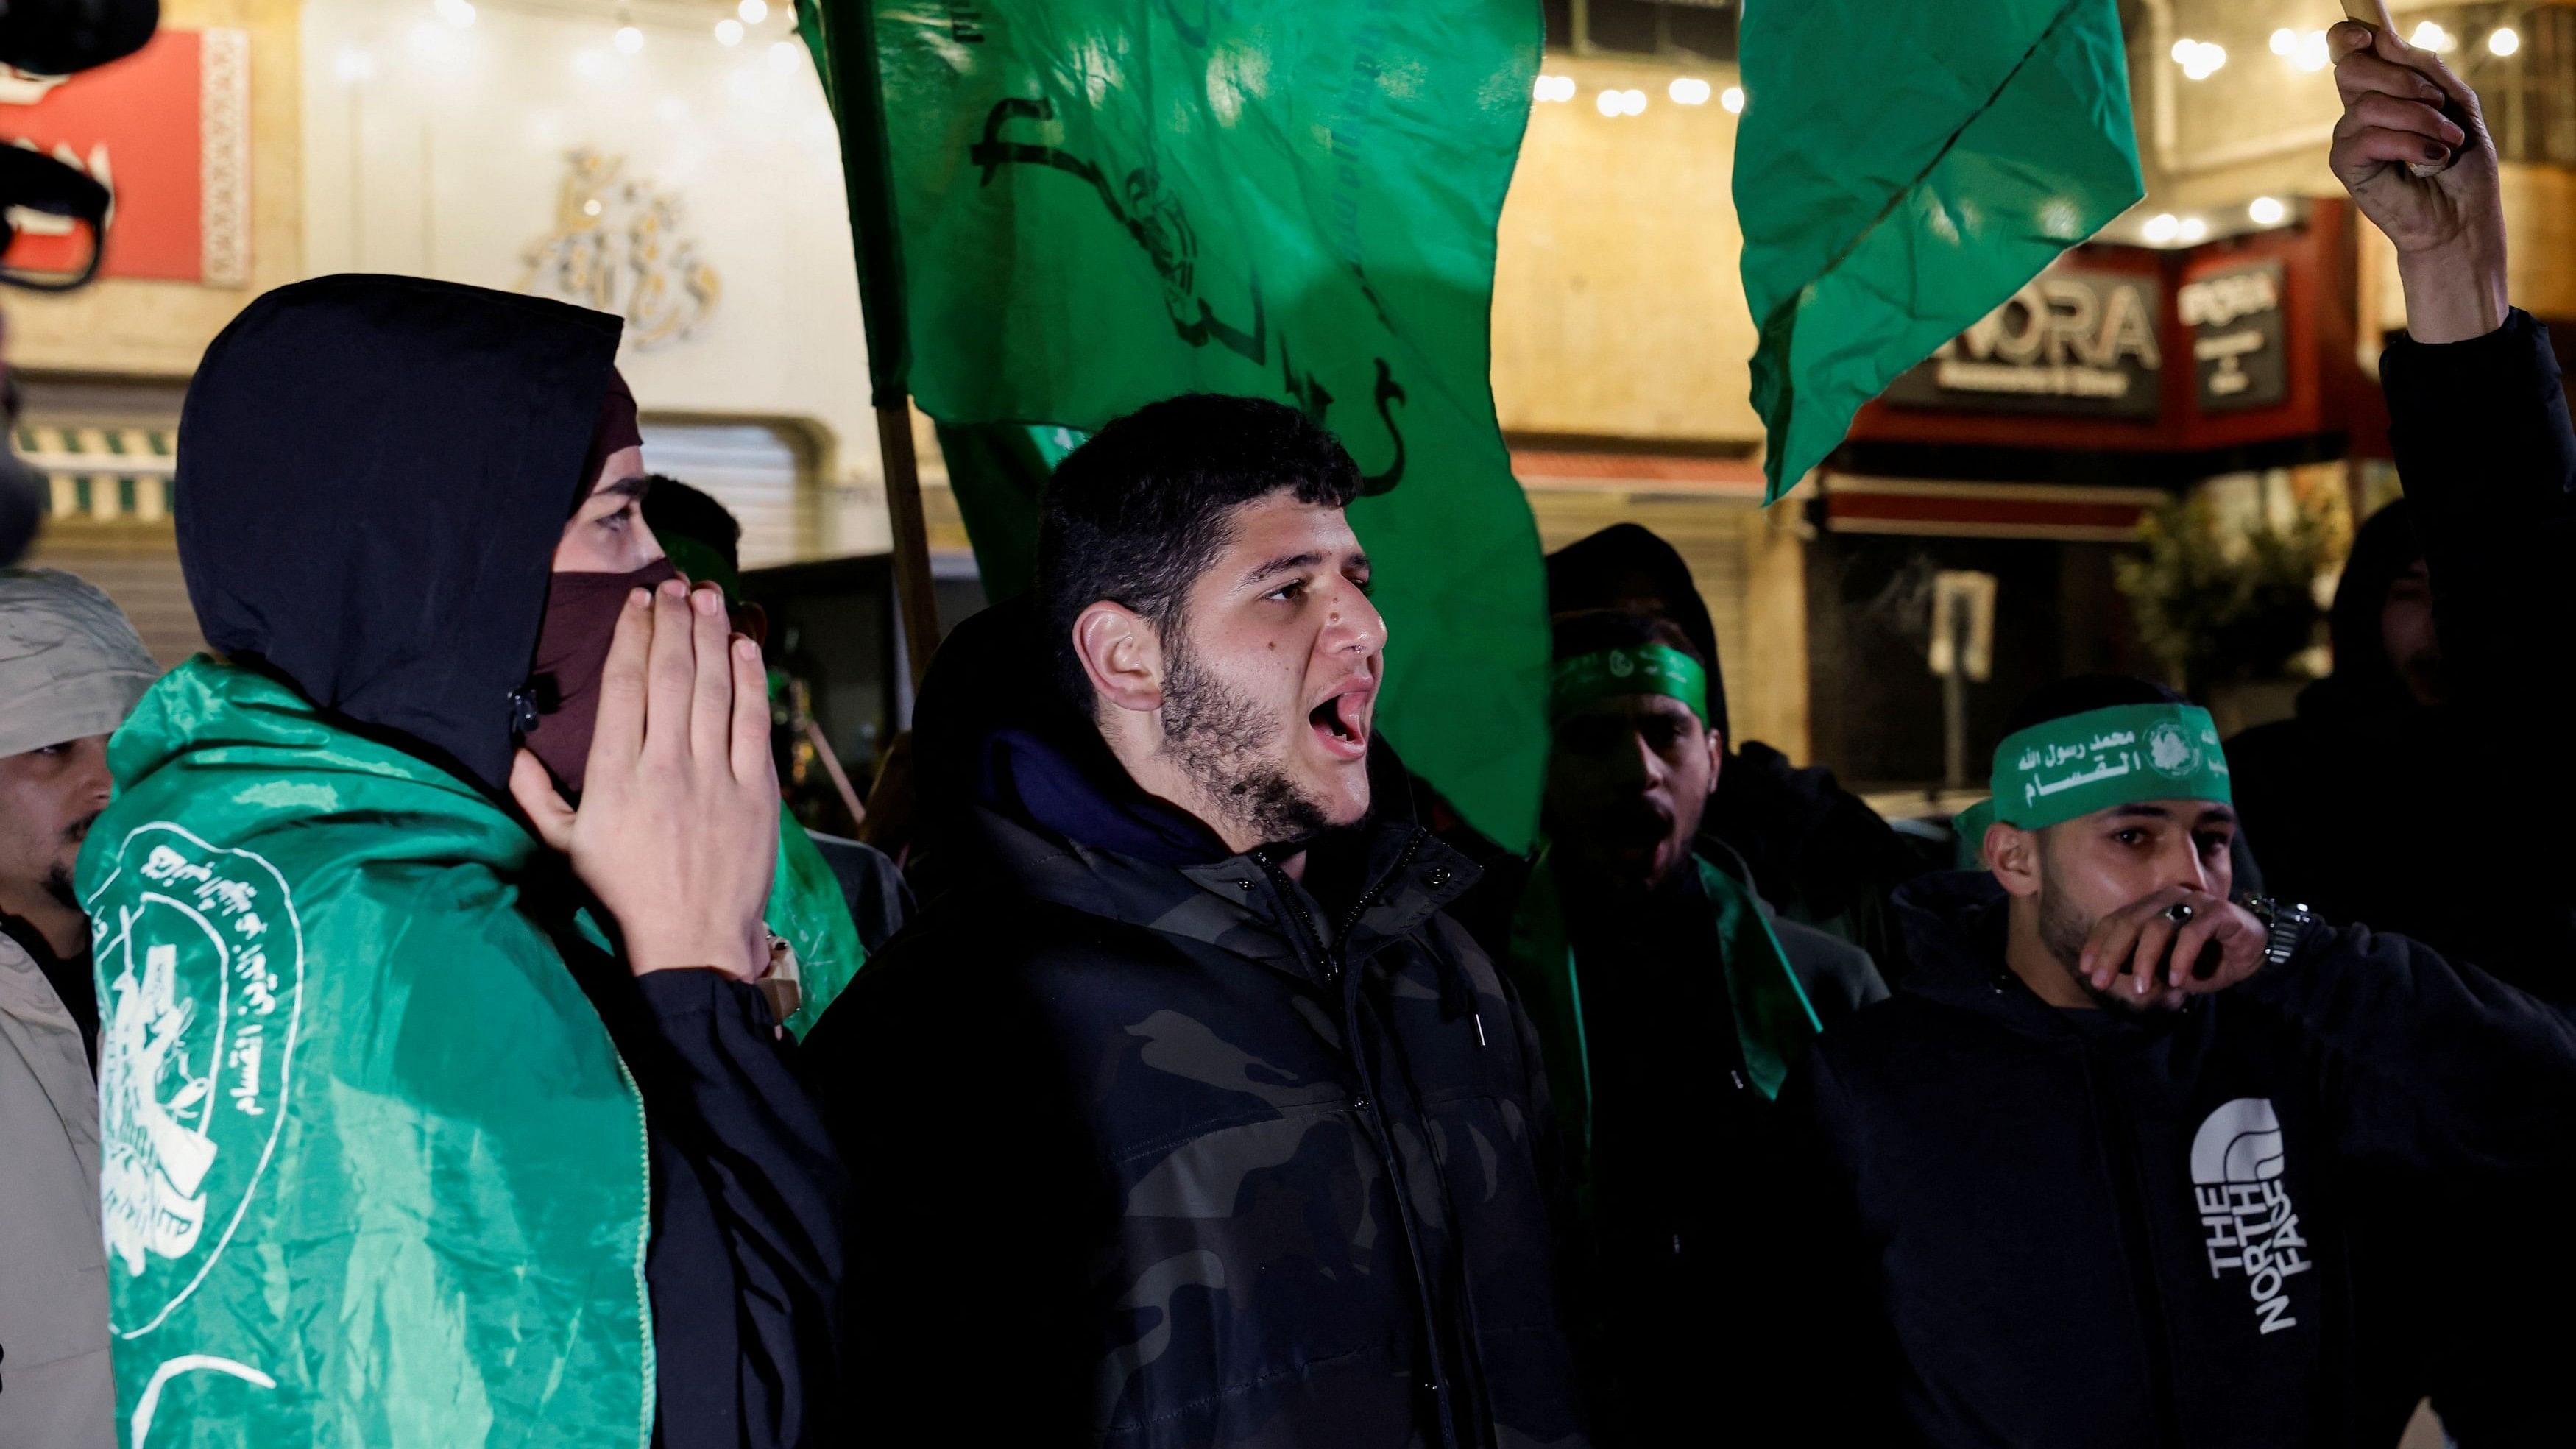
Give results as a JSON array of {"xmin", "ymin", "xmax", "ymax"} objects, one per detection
[{"xmin": 1504, "ymin": 848, "xmax": 1822, "ymax": 1166}]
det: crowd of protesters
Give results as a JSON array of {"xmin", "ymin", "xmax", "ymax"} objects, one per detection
[{"xmin": 4, "ymin": 18, "xmax": 2575, "ymax": 1449}]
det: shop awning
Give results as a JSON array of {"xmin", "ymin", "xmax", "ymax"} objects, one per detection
[{"xmin": 17, "ymin": 423, "xmax": 177, "ymax": 524}]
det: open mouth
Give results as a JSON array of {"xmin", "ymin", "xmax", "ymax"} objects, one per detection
[{"xmin": 1307, "ymin": 684, "xmax": 1375, "ymax": 761}]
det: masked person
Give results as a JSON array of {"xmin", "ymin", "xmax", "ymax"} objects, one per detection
[
  {"xmin": 76, "ymin": 276, "xmax": 847, "ymax": 1448},
  {"xmin": 643, "ymin": 475, "xmax": 913, "ymax": 956},
  {"xmin": 1770, "ymin": 673, "xmax": 2576, "ymax": 1447},
  {"xmin": 1506, "ymin": 608, "xmax": 1879, "ymax": 1443},
  {"xmin": 805, "ymin": 394, "xmax": 1590, "ymax": 1448},
  {"xmin": 0, "ymin": 568, "xmax": 155, "ymax": 1448},
  {"xmin": 1545, "ymin": 525, "xmax": 1941, "ymax": 975}
]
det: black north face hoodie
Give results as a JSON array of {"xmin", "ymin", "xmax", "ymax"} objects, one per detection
[{"xmin": 1772, "ymin": 871, "xmax": 2576, "ymax": 1448}]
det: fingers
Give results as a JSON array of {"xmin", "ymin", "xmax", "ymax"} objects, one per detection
[
  {"xmin": 509, "ymin": 749, "xmax": 578, "ymax": 853},
  {"xmin": 730, "ymin": 634, "xmax": 774, "ymax": 786},
  {"xmin": 644, "ymin": 577, "xmax": 695, "ymax": 757},
  {"xmin": 589, "ymin": 587, "xmax": 654, "ymax": 777},
  {"xmin": 2125, "ymin": 911, "xmax": 2179, "ymax": 995},
  {"xmin": 2335, "ymin": 92, "xmax": 2466, "ymax": 152},
  {"xmin": 2336, "ymin": 124, "xmax": 2459, "ymax": 174},
  {"xmin": 687, "ymin": 584, "xmax": 734, "ymax": 765},
  {"xmin": 2334, "ymin": 49, "xmax": 2446, "ymax": 108},
  {"xmin": 2165, "ymin": 910, "xmax": 2224, "ymax": 988}
]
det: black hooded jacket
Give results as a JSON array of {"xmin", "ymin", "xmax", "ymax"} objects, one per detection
[
  {"xmin": 2230, "ymin": 313, "xmax": 2576, "ymax": 1001},
  {"xmin": 805, "ymin": 598, "xmax": 1590, "ymax": 1448},
  {"xmin": 1772, "ymin": 871, "xmax": 2576, "ymax": 1448},
  {"xmin": 176, "ymin": 274, "xmax": 846, "ymax": 1448}
]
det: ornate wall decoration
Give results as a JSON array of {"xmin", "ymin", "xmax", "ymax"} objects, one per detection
[{"xmin": 520, "ymin": 148, "xmax": 721, "ymax": 350}]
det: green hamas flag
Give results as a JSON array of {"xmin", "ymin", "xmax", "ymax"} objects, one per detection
[
  {"xmin": 799, "ymin": 0, "xmax": 1549, "ymax": 846},
  {"xmin": 1735, "ymin": 0, "xmax": 2143, "ymax": 500}
]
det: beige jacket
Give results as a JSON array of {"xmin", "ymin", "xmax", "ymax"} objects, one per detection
[{"xmin": 0, "ymin": 932, "xmax": 112, "ymax": 1448}]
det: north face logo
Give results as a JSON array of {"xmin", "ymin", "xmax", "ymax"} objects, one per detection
[{"xmin": 2189, "ymin": 1097, "xmax": 2311, "ymax": 1336}]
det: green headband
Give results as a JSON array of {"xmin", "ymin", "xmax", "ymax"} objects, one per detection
[
  {"xmin": 1550, "ymin": 643, "xmax": 1710, "ymax": 725},
  {"xmin": 1992, "ymin": 702, "xmax": 2232, "ymax": 831}
]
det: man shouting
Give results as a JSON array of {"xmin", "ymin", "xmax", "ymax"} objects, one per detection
[{"xmin": 807, "ymin": 395, "xmax": 1590, "ymax": 1448}]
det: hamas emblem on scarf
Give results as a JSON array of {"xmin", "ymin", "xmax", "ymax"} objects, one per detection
[{"xmin": 88, "ymin": 823, "xmax": 305, "ymax": 1339}]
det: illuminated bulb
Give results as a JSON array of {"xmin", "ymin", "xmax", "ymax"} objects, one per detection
[
  {"xmin": 583, "ymin": 198, "xmax": 604, "ymax": 216},
  {"xmin": 1596, "ymin": 88, "xmax": 1622, "ymax": 116},
  {"xmin": 2297, "ymin": 30, "xmax": 2330, "ymax": 71},
  {"xmin": 1720, "ymin": 85, "xmax": 1744, "ymax": 113},
  {"xmin": 1532, "ymin": 74, "xmax": 1575, "ymax": 102},
  {"xmin": 1623, "ymin": 88, "xmax": 1647, "ymax": 114},
  {"xmin": 738, "ymin": 0, "xmax": 768, "ymax": 21},
  {"xmin": 2176, "ymin": 216, "xmax": 2209, "ymax": 244},
  {"xmin": 715, "ymin": 17, "xmax": 743, "ymax": 43},
  {"xmin": 1669, "ymin": 76, "xmax": 1710, "ymax": 105},
  {"xmin": 614, "ymin": 24, "xmax": 644, "ymax": 54},
  {"xmin": 573, "ymin": 47, "xmax": 607, "ymax": 78},
  {"xmin": 2142, "ymin": 212, "xmax": 2180, "ymax": 244},
  {"xmin": 2270, "ymin": 27, "xmax": 2296, "ymax": 55},
  {"xmin": 2171, "ymin": 37, "xmax": 2198, "ymax": 63},
  {"xmin": 2181, "ymin": 41, "xmax": 2226, "ymax": 80},
  {"xmin": 2410, "ymin": 20, "xmax": 2452, "ymax": 52},
  {"xmin": 769, "ymin": 38, "xmax": 800, "ymax": 72},
  {"xmin": 2489, "ymin": 26, "xmax": 2520, "ymax": 56},
  {"xmin": 2248, "ymin": 195, "xmax": 2286, "ymax": 226}
]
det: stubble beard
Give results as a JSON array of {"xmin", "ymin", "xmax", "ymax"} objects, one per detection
[
  {"xmin": 2037, "ymin": 877, "xmax": 2126, "ymax": 1010},
  {"xmin": 1160, "ymin": 632, "xmax": 1335, "ymax": 849}
]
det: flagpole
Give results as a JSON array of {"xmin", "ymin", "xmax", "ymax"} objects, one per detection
[{"xmin": 875, "ymin": 399, "xmax": 941, "ymax": 690}]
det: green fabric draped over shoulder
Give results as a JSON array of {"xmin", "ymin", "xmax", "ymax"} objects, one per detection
[
  {"xmin": 1504, "ymin": 849, "xmax": 1822, "ymax": 1166},
  {"xmin": 77, "ymin": 659, "xmax": 655, "ymax": 1449},
  {"xmin": 769, "ymin": 821, "xmax": 863, "ymax": 1039}
]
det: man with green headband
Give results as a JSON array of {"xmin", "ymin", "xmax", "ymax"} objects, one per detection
[
  {"xmin": 1768, "ymin": 673, "xmax": 2576, "ymax": 1445},
  {"xmin": 1508, "ymin": 609, "xmax": 1881, "ymax": 1441}
]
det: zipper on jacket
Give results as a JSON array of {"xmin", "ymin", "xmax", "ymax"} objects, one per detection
[
  {"xmin": 1248, "ymin": 834, "xmax": 1466, "ymax": 1449},
  {"xmin": 2084, "ymin": 1049, "xmax": 2183, "ymax": 1449}
]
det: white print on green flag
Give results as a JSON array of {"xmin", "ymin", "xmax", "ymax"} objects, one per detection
[
  {"xmin": 800, "ymin": 0, "xmax": 1551, "ymax": 848},
  {"xmin": 1735, "ymin": 0, "xmax": 2145, "ymax": 500}
]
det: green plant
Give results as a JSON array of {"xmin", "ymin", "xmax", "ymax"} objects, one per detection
[{"xmin": 2115, "ymin": 489, "xmax": 2335, "ymax": 692}]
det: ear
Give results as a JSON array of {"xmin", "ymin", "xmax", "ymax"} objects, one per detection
[
  {"xmin": 1072, "ymin": 600, "xmax": 1164, "ymax": 715},
  {"xmin": 1702, "ymin": 726, "xmax": 1725, "ymax": 797},
  {"xmin": 1986, "ymin": 821, "xmax": 2043, "ymax": 899}
]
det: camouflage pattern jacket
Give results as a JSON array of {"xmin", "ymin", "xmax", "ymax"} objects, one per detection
[{"xmin": 808, "ymin": 754, "xmax": 1590, "ymax": 1448}]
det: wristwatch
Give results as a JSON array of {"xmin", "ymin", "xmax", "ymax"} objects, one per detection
[{"xmin": 2235, "ymin": 894, "xmax": 2316, "ymax": 968}]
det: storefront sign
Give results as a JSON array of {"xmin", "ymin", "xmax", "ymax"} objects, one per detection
[
  {"xmin": 2182, "ymin": 261, "xmax": 2286, "ymax": 414},
  {"xmin": 0, "ymin": 29, "xmax": 250, "ymax": 285},
  {"xmin": 1882, "ymin": 271, "xmax": 2163, "ymax": 419}
]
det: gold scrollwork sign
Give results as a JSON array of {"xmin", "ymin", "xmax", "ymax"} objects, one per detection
[{"xmin": 520, "ymin": 148, "xmax": 719, "ymax": 350}]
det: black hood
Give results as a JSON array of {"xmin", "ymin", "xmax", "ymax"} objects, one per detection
[
  {"xmin": 1544, "ymin": 522, "xmax": 1728, "ymax": 740},
  {"xmin": 176, "ymin": 274, "xmax": 623, "ymax": 793},
  {"xmin": 2301, "ymin": 497, "xmax": 2423, "ymax": 721}
]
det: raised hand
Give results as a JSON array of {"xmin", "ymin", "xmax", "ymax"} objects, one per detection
[
  {"xmin": 512, "ymin": 577, "xmax": 779, "ymax": 979},
  {"xmin": 2329, "ymin": 0, "xmax": 2508, "ymax": 341}
]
